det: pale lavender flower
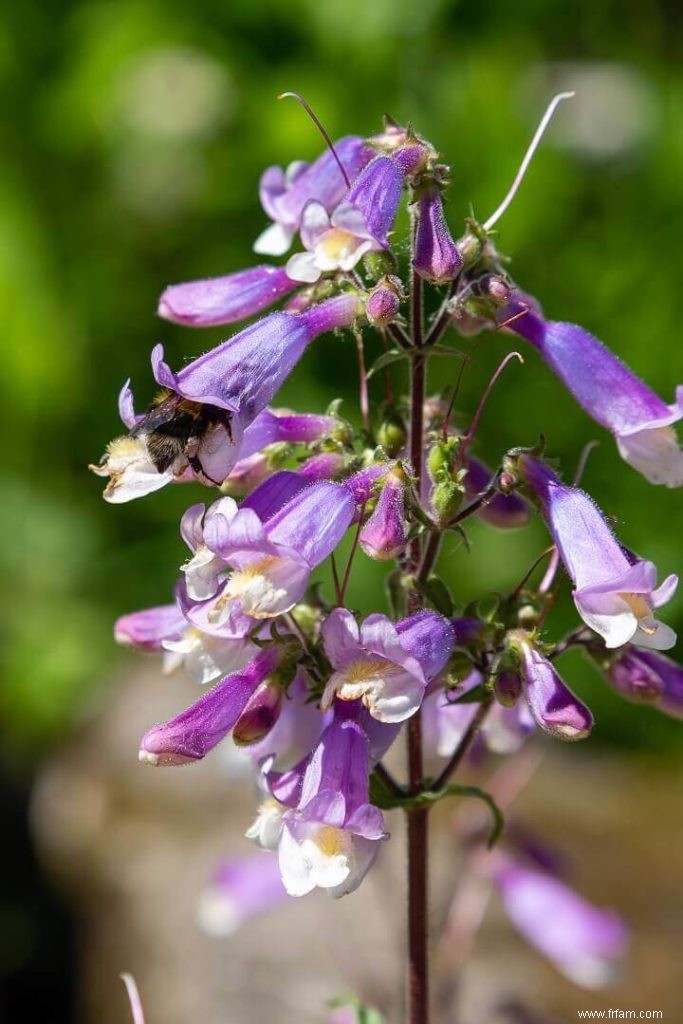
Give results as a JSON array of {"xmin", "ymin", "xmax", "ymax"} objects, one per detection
[
  {"xmin": 198, "ymin": 853, "xmax": 289, "ymax": 937},
  {"xmin": 182, "ymin": 480, "xmax": 355, "ymax": 623},
  {"xmin": 139, "ymin": 647, "xmax": 284, "ymax": 765},
  {"xmin": 506, "ymin": 298, "xmax": 683, "ymax": 487},
  {"xmin": 249, "ymin": 668, "xmax": 327, "ymax": 771},
  {"xmin": 321, "ymin": 609, "xmax": 454, "ymax": 722},
  {"xmin": 510, "ymin": 632, "xmax": 593, "ymax": 740},
  {"xmin": 255, "ymin": 136, "xmax": 373, "ymax": 255},
  {"xmin": 286, "ymin": 156, "xmax": 403, "ymax": 283},
  {"xmin": 412, "ymin": 185, "xmax": 462, "ymax": 284},
  {"xmin": 493, "ymin": 856, "xmax": 628, "ymax": 988},
  {"xmin": 92, "ymin": 294, "xmax": 360, "ymax": 503},
  {"xmin": 114, "ymin": 601, "xmax": 256, "ymax": 684},
  {"xmin": 359, "ymin": 466, "xmax": 407, "ymax": 560},
  {"xmin": 277, "ymin": 708, "xmax": 388, "ymax": 897},
  {"xmin": 157, "ymin": 265, "xmax": 298, "ymax": 327},
  {"xmin": 518, "ymin": 454, "xmax": 678, "ymax": 649}
]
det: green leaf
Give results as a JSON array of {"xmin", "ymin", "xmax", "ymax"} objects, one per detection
[
  {"xmin": 445, "ymin": 682, "xmax": 489, "ymax": 704},
  {"xmin": 417, "ymin": 574, "xmax": 454, "ymax": 617},
  {"xmin": 413, "ymin": 784, "xmax": 504, "ymax": 848},
  {"xmin": 366, "ymin": 348, "xmax": 410, "ymax": 379},
  {"xmin": 369, "ymin": 773, "xmax": 504, "ymax": 848}
]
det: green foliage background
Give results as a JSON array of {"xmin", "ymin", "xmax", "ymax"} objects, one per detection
[{"xmin": 1, "ymin": 0, "xmax": 682, "ymax": 758}]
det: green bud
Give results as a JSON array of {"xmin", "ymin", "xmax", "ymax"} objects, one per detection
[
  {"xmin": 426, "ymin": 436, "xmax": 458, "ymax": 481},
  {"xmin": 377, "ymin": 416, "xmax": 407, "ymax": 457},
  {"xmin": 431, "ymin": 479, "xmax": 464, "ymax": 523}
]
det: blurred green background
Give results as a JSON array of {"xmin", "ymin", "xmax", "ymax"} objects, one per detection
[
  {"xmin": 2, "ymin": 0, "xmax": 681, "ymax": 757},
  {"xmin": 0, "ymin": 1, "xmax": 682, "ymax": 1017}
]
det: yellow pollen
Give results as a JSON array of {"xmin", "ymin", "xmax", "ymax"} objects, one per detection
[
  {"xmin": 223, "ymin": 556, "xmax": 280, "ymax": 596},
  {"xmin": 316, "ymin": 826, "xmax": 346, "ymax": 858},
  {"xmin": 620, "ymin": 593, "xmax": 658, "ymax": 635},
  {"xmin": 319, "ymin": 228, "xmax": 357, "ymax": 262},
  {"xmin": 342, "ymin": 658, "xmax": 391, "ymax": 684}
]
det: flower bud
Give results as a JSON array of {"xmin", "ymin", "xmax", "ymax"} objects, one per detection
[
  {"xmin": 430, "ymin": 479, "xmax": 463, "ymax": 525},
  {"xmin": 359, "ymin": 466, "xmax": 407, "ymax": 560},
  {"xmin": 366, "ymin": 276, "xmax": 403, "ymax": 327},
  {"xmin": 233, "ymin": 681, "xmax": 284, "ymax": 746},
  {"xmin": 485, "ymin": 275, "xmax": 511, "ymax": 306},
  {"xmin": 376, "ymin": 412, "xmax": 407, "ymax": 457},
  {"xmin": 494, "ymin": 669, "xmax": 523, "ymax": 707},
  {"xmin": 413, "ymin": 185, "xmax": 463, "ymax": 285},
  {"xmin": 456, "ymin": 233, "xmax": 483, "ymax": 268},
  {"xmin": 426, "ymin": 437, "xmax": 458, "ymax": 481}
]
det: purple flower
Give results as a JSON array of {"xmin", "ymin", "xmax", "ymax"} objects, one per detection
[
  {"xmin": 422, "ymin": 673, "xmax": 534, "ymax": 758},
  {"xmin": 248, "ymin": 668, "xmax": 326, "ymax": 771},
  {"xmin": 506, "ymin": 298, "xmax": 683, "ymax": 487},
  {"xmin": 602, "ymin": 647, "xmax": 683, "ymax": 718},
  {"xmin": 255, "ymin": 136, "xmax": 373, "ymax": 256},
  {"xmin": 517, "ymin": 454, "xmax": 678, "ymax": 650},
  {"xmin": 114, "ymin": 600, "xmax": 256, "ymax": 684},
  {"xmin": 510, "ymin": 631, "xmax": 593, "ymax": 740},
  {"xmin": 493, "ymin": 856, "xmax": 628, "ymax": 988},
  {"xmin": 182, "ymin": 480, "xmax": 355, "ymax": 623},
  {"xmin": 366, "ymin": 276, "xmax": 403, "ymax": 326},
  {"xmin": 157, "ymin": 265, "xmax": 298, "ymax": 327},
  {"xmin": 198, "ymin": 853, "xmax": 289, "ymax": 937},
  {"xmin": 321, "ymin": 609, "xmax": 454, "ymax": 722},
  {"xmin": 286, "ymin": 156, "xmax": 404, "ymax": 283},
  {"xmin": 91, "ymin": 295, "xmax": 360, "ymax": 503},
  {"xmin": 277, "ymin": 709, "xmax": 388, "ymax": 897},
  {"xmin": 138, "ymin": 647, "xmax": 284, "ymax": 765},
  {"xmin": 412, "ymin": 185, "xmax": 463, "ymax": 284},
  {"xmin": 114, "ymin": 603, "xmax": 186, "ymax": 652},
  {"xmin": 359, "ymin": 466, "xmax": 407, "ymax": 560}
]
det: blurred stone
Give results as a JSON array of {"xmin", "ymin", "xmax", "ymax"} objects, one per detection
[{"xmin": 31, "ymin": 663, "xmax": 683, "ymax": 1023}]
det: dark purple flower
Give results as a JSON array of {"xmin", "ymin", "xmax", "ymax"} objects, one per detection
[
  {"xmin": 412, "ymin": 185, "xmax": 463, "ymax": 284},
  {"xmin": 138, "ymin": 647, "xmax": 284, "ymax": 766},
  {"xmin": 359, "ymin": 466, "xmax": 407, "ymax": 560}
]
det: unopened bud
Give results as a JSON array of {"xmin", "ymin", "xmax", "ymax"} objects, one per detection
[
  {"xmin": 494, "ymin": 670, "xmax": 522, "ymax": 707},
  {"xmin": 427, "ymin": 437, "xmax": 458, "ymax": 481},
  {"xmin": 431, "ymin": 479, "xmax": 464, "ymax": 524},
  {"xmin": 366, "ymin": 276, "xmax": 403, "ymax": 327},
  {"xmin": 456, "ymin": 233, "xmax": 483, "ymax": 268},
  {"xmin": 233, "ymin": 682, "xmax": 283, "ymax": 746},
  {"xmin": 377, "ymin": 412, "xmax": 407, "ymax": 457},
  {"xmin": 485, "ymin": 275, "xmax": 511, "ymax": 306},
  {"xmin": 359, "ymin": 466, "xmax": 407, "ymax": 560}
]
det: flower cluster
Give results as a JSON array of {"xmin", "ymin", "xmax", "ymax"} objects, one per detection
[{"xmin": 97, "ymin": 97, "xmax": 681, "ymax": 976}]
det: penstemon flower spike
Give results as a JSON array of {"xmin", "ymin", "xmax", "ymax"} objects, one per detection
[{"xmin": 94, "ymin": 99, "xmax": 681, "ymax": 1024}]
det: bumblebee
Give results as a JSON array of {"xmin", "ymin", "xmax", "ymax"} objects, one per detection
[{"xmin": 133, "ymin": 389, "xmax": 234, "ymax": 483}]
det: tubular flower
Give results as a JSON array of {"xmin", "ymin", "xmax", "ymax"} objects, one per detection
[
  {"xmin": 183, "ymin": 481, "xmax": 355, "ymax": 624},
  {"xmin": 493, "ymin": 856, "xmax": 628, "ymax": 989},
  {"xmin": 359, "ymin": 466, "xmax": 407, "ymax": 560},
  {"xmin": 412, "ymin": 184, "xmax": 463, "ymax": 284},
  {"xmin": 321, "ymin": 608, "xmax": 454, "ymax": 723},
  {"xmin": 198, "ymin": 853, "xmax": 289, "ymax": 937},
  {"xmin": 286, "ymin": 156, "xmax": 404, "ymax": 283},
  {"xmin": 138, "ymin": 646, "xmax": 286, "ymax": 766},
  {"xmin": 277, "ymin": 709, "xmax": 388, "ymax": 898},
  {"xmin": 255, "ymin": 136, "xmax": 373, "ymax": 256},
  {"xmin": 598, "ymin": 647, "xmax": 683, "ymax": 718},
  {"xmin": 505, "ymin": 297, "xmax": 683, "ymax": 487},
  {"xmin": 509, "ymin": 631, "xmax": 593, "ymax": 740},
  {"xmin": 91, "ymin": 294, "xmax": 361, "ymax": 503},
  {"xmin": 516, "ymin": 454, "xmax": 678, "ymax": 650},
  {"xmin": 157, "ymin": 265, "xmax": 299, "ymax": 327}
]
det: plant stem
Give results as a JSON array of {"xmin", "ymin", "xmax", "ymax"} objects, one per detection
[
  {"xmin": 406, "ymin": 250, "xmax": 430, "ymax": 1024},
  {"xmin": 430, "ymin": 699, "xmax": 493, "ymax": 792}
]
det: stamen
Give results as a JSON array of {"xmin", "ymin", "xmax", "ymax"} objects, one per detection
[
  {"xmin": 121, "ymin": 974, "xmax": 146, "ymax": 1024},
  {"xmin": 277, "ymin": 91, "xmax": 351, "ymax": 189},
  {"xmin": 483, "ymin": 92, "xmax": 576, "ymax": 231}
]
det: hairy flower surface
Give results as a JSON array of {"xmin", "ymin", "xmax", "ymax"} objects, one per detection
[{"xmin": 518, "ymin": 454, "xmax": 677, "ymax": 649}]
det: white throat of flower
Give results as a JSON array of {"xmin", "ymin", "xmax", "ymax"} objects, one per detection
[
  {"xmin": 90, "ymin": 435, "xmax": 173, "ymax": 503},
  {"xmin": 209, "ymin": 556, "xmax": 293, "ymax": 621}
]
